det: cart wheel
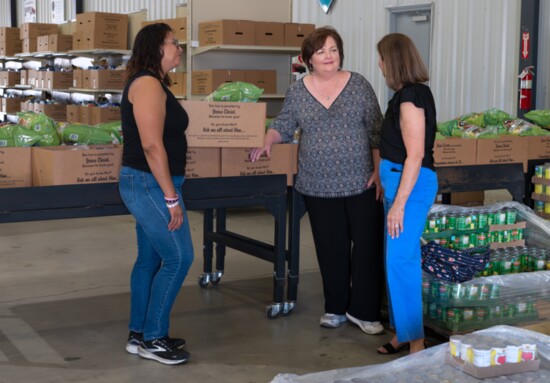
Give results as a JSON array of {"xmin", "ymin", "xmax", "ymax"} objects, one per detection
[
  {"xmin": 212, "ymin": 277, "xmax": 221, "ymax": 285},
  {"xmin": 198, "ymin": 276, "xmax": 210, "ymax": 288}
]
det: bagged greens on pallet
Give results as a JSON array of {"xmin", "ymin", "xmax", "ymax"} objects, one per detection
[
  {"xmin": 0, "ymin": 124, "xmax": 42, "ymax": 147},
  {"xmin": 95, "ymin": 121, "xmax": 123, "ymax": 143},
  {"xmin": 57, "ymin": 123, "xmax": 120, "ymax": 145},
  {"xmin": 483, "ymin": 108, "xmax": 513, "ymax": 126},
  {"xmin": 459, "ymin": 112, "xmax": 484, "ymax": 127},
  {"xmin": 17, "ymin": 111, "xmax": 61, "ymax": 146},
  {"xmin": 503, "ymin": 119, "xmax": 550, "ymax": 136},
  {"xmin": 205, "ymin": 81, "xmax": 264, "ymax": 102},
  {"xmin": 524, "ymin": 109, "xmax": 550, "ymax": 128}
]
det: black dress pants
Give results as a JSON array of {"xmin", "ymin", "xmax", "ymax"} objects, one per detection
[{"xmin": 304, "ymin": 188, "xmax": 384, "ymax": 321}]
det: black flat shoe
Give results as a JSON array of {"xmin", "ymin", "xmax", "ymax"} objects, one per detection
[{"xmin": 377, "ymin": 342, "xmax": 409, "ymax": 355}]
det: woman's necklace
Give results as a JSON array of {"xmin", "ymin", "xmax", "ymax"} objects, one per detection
[{"xmin": 311, "ymin": 75, "xmax": 336, "ymax": 101}]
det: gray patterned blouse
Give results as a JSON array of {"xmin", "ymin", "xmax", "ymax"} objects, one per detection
[{"xmin": 271, "ymin": 72, "xmax": 382, "ymax": 198}]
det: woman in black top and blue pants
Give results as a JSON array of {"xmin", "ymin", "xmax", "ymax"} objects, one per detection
[
  {"xmin": 376, "ymin": 33, "xmax": 438, "ymax": 355},
  {"xmin": 119, "ymin": 23, "xmax": 193, "ymax": 366}
]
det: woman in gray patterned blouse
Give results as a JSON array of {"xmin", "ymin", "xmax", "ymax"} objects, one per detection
[{"xmin": 250, "ymin": 26, "xmax": 385, "ymax": 334}]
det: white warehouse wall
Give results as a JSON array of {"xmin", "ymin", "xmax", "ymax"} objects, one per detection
[{"xmin": 6, "ymin": 0, "xmax": 550, "ymax": 117}]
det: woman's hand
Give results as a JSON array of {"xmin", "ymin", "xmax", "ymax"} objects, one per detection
[
  {"xmin": 387, "ymin": 203, "xmax": 404, "ymax": 239},
  {"xmin": 167, "ymin": 203, "xmax": 184, "ymax": 231},
  {"xmin": 366, "ymin": 171, "xmax": 383, "ymax": 201},
  {"xmin": 249, "ymin": 145, "xmax": 271, "ymax": 162}
]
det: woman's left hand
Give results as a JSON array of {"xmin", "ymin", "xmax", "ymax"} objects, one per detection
[
  {"xmin": 167, "ymin": 204, "xmax": 184, "ymax": 231},
  {"xmin": 387, "ymin": 203, "xmax": 404, "ymax": 239}
]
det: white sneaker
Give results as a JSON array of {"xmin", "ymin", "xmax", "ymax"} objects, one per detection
[
  {"xmin": 346, "ymin": 312, "xmax": 385, "ymax": 335},
  {"xmin": 320, "ymin": 313, "xmax": 347, "ymax": 328}
]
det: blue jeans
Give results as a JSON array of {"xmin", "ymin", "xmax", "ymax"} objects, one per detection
[
  {"xmin": 380, "ymin": 159, "xmax": 437, "ymax": 343},
  {"xmin": 118, "ymin": 166, "xmax": 194, "ymax": 341}
]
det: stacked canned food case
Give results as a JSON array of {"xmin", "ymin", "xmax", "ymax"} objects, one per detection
[
  {"xmin": 531, "ymin": 163, "xmax": 550, "ymax": 219},
  {"xmin": 421, "ymin": 202, "xmax": 550, "ymax": 336}
]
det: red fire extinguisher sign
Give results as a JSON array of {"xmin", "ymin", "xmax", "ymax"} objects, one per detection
[{"xmin": 522, "ymin": 32, "xmax": 530, "ymax": 59}]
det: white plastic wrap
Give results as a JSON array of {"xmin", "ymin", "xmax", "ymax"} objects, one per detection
[
  {"xmin": 271, "ymin": 326, "xmax": 550, "ymax": 383},
  {"xmin": 422, "ymin": 201, "xmax": 550, "ymax": 335}
]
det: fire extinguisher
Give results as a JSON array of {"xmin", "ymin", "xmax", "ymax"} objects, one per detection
[{"xmin": 519, "ymin": 66, "xmax": 534, "ymax": 110}]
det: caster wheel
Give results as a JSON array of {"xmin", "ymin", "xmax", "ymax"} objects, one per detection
[
  {"xmin": 198, "ymin": 276, "xmax": 210, "ymax": 288},
  {"xmin": 212, "ymin": 278, "xmax": 221, "ymax": 285}
]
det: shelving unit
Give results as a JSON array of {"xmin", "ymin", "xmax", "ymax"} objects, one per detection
[{"xmin": 186, "ymin": 0, "xmax": 297, "ymax": 116}]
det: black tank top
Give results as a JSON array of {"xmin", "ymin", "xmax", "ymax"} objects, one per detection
[{"xmin": 121, "ymin": 70, "xmax": 188, "ymax": 175}]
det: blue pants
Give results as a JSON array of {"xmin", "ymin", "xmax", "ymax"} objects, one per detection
[
  {"xmin": 119, "ymin": 166, "xmax": 194, "ymax": 341},
  {"xmin": 380, "ymin": 159, "xmax": 437, "ymax": 342}
]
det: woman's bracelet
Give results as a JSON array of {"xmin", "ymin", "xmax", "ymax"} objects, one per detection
[
  {"xmin": 164, "ymin": 195, "xmax": 179, "ymax": 203},
  {"xmin": 166, "ymin": 200, "xmax": 180, "ymax": 209}
]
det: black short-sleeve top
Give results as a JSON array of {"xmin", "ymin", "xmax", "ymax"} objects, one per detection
[{"xmin": 379, "ymin": 83, "xmax": 436, "ymax": 170}]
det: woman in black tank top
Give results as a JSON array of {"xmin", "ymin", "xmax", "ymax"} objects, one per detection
[{"xmin": 118, "ymin": 23, "xmax": 193, "ymax": 366}]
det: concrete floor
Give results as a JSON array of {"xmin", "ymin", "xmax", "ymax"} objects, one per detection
[{"xmin": 0, "ymin": 207, "xmax": 415, "ymax": 383}]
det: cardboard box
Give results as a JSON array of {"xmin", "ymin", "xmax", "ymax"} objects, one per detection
[
  {"xmin": 433, "ymin": 138, "xmax": 477, "ymax": 167},
  {"xmin": 284, "ymin": 23, "xmax": 315, "ymax": 47},
  {"xmin": 142, "ymin": 18, "xmax": 187, "ymax": 42},
  {"xmin": 66, "ymin": 104, "xmax": 80, "ymax": 123},
  {"xmin": 180, "ymin": 100, "xmax": 266, "ymax": 148},
  {"xmin": 47, "ymin": 34, "xmax": 73, "ymax": 52},
  {"xmin": 528, "ymin": 136, "xmax": 550, "ymax": 160},
  {"xmin": 72, "ymin": 69, "xmax": 83, "ymax": 88},
  {"xmin": 244, "ymin": 70, "xmax": 277, "ymax": 94},
  {"xmin": 37, "ymin": 35, "xmax": 49, "ymax": 52},
  {"xmin": 191, "ymin": 69, "xmax": 246, "ymax": 95},
  {"xmin": 255, "ymin": 21, "xmax": 285, "ymax": 46},
  {"xmin": 1, "ymin": 97, "xmax": 23, "ymax": 114},
  {"xmin": 90, "ymin": 106, "xmax": 121, "ymax": 125},
  {"xmin": 34, "ymin": 103, "xmax": 67, "ymax": 121},
  {"xmin": 19, "ymin": 69, "xmax": 27, "ymax": 85},
  {"xmin": 185, "ymin": 147, "xmax": 221, "ymax": 178},
  {"xmin": 221, "ymin": 144, "xmax": 298, "ymax": 185},
  {"xmin": 19, "ymin": 23, "xmax": 58, "ymax": 39},
  {"xmin": 0, "ymin": 71, "xmax": 21, "ymax": 87},
  {"xmin": 87, "ymin": 69, "xmax": 125, "ymax": 90},
  {"xmin": 0, "ymin": 27, "xmax": 20, "ymax": 41},
  {"xmin": 0, "ymin": 39, "xmax": 22, "ymax": 56},
  {"xmin": 75, "ymin": 12, "xmax": 128, "ymax": 50},
  {"xmin": 79, "ymin": 105, "xmax": 93, "ymax": 124},
  {"xmin": 40, "ymin": 71, "xmax": 73, "ymax": 89},
  {"xmin": 26, "ymin": 69, "xmax": 40, "ymax": 87},
  {"xmin": 22, "ymin": 38, "xmax": 37, "ymax": 53},
  {"xmin": 450, "ymin": 191, "xmax": 484, "ymax": 206},
  {"xmin": 198, "ymin": 20, "xmax": 255, "ymax": 46},
  {"xmin": 32, "ymin": 145, "xmax": 122, "ymax": 186},
  {"xmin": 476, "ymin": 136, "xmax": 528, "ymax": 171},
  {"xmin": 167, "ymin": 72, "xmax": 186, "ymax": 98},
  {"xmin": 445, "ymin": 353, "xmax": 539, "ymax": 379},
  {"xmin": 0, "ymin": 147, "xmax": 32, "ymax": 188}
]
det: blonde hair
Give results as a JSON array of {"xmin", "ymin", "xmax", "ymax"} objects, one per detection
[{"xmin": 377, "ymin": 33, "xmax": 429, "ymax": 91}]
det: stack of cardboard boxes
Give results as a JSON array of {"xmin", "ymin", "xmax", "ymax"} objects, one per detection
[{"xmin": 192, "ymin": 20, "xmax": 314, "ymax": 96}]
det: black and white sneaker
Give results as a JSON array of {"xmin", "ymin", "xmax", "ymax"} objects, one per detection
[
  {"xmin": 126, "ymin": 332, "xmax": 186, "ymax": 355},
  {"xmin": 138, "ymin": 337, "xmax": 190, "ymax": 365}
]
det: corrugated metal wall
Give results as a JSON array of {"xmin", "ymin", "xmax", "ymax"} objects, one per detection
[
  {"xmin": 84, "ymin": 0, "xmax": 184, "ymax": 20},
  {"xmin": 538, "ymin": 0, "xmax": 550, "ymax": 109},
  {"xmin": 293, "ymin": 0, "xmax": 525, "ymax": 120},
  {"xmin": 7, "ymin": 0, "xmax": 549, "ymax": 114},
  {"xmin": 0, "ymin": 0, "xmax": 11, "ymax": 26}
]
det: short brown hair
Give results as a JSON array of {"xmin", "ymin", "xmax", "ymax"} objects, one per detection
[
  {"xmin": 377, "ymin": 33, "xmax": 429, "ymax": 90},
  {"xmin": 301, "ymin": 26, "xmax": 344, "ymax": 72}
]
